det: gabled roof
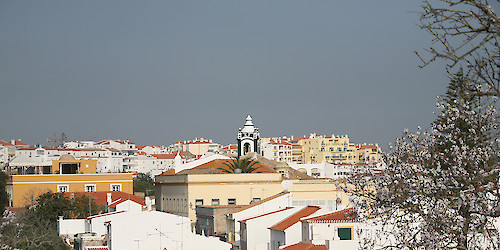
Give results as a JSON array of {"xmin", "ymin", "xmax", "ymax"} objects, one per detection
[
  {"xmin": 161, "ymin": 169, "xmax": 175, "ymax": 175},
  {"xmin": 0, "ymin": 140, "xmax": 14, "ymax": 147},
  {"xmin": 281, "ymin": 242, "xmax": 328, "ymax": 250},
  {"xmin": 301, "ymin": 207, "xmax": 355, "ymax": 223},
  {"xmin": 231, "ymin": 192, "xmax": 289, "ymax": 214},
  {"xmin": 12, "ymin": 140, "xmax": 29, "ymax": 146},
  {"xmin": 108, "ymin": 198, "xmax": 143, "ymax": 208},
  {"xmin": 64, "ymin": 191, "xmax": 145, "ymax": 207},
  {"xmin": 221, "ymin": 144, "xmax": 238, "ymax": 150},
  {"xmin": 269, "ymin": 206, "xmax": 320, "ymax": 231},
  {"xmin": 176, "ymin": 158, "xmax": 275, "ymax": 175},
  {"xmin": 152, "ymin": 153, "xmax": 176, "ymax": 159}
]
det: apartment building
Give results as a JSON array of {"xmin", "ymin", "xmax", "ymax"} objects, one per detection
[
  {"xmin": 295, "ymin": 134, "xmax": 381, "ymax": 164},
  {"xmin": 261, "ymin": 138, "xmax": 293, "ymax": 162},
  {"xmin": 6, "ymin": 154, "xmax": 133, "ymax": 207},
  {"xmin": 170, "ymin": 138, "xmax": 221, "ymax": 155}
]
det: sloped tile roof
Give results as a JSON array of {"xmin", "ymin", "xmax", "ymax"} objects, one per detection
[
  {"xmin": 64, "ymin": 191, "xmax": 145, "ymax": 207},
  {"xmin": 301, "ymin": 207, "xmax": 355, "ymax": 223},
  {"xmin": 269, "ymin": 206, "xmax": 320, "ymax": 231},
  {"xmin": 152, "ymin": 153, "xmax": 176, "ymax": 159},
  {"xmin": 0, "ymin": 140, "xmax": 14, "ymax": 147},
  {"xmin": 281, "ymin": 242, "xmax": 328, "ymax": 250},
  {"xmin": 176, "ymin": 158, "xmax": 275, "ymax": 175}
]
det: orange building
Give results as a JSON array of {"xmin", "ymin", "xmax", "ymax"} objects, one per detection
[{"xmin": 6, "ymin": 155, "xmax": 133, "ymax": 207}]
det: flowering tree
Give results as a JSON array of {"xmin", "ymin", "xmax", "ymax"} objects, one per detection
[
  {"xmin": 417, "ymin": 0, "xmax": 500, "ymax": 99},
  {"xmin": 344, "ymin": 71, "xmax": 499, "ymax": 249}
]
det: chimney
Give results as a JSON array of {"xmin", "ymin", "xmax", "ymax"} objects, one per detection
[{"xmin": 107, "ymin": 193, "xmax": 112, "ymax": 204}]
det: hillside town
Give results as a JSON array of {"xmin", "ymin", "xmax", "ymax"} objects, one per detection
[
  {"xmin": 2, "ymin": 1, "xmax": 500, "ymax": 249},
  {"xmin": 0, "ymin": 116, "xmax": 386, "ymax": 249}
]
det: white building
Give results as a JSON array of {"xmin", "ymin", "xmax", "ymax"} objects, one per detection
[
  {"xmin": 226, "ymin": 192, "xmax": 293, "ymax": 245},
  {"xmin": 268, "ymin": 206, "xmax": 321, "ymax": 250},
  {"xmin": 240, "ymin": 207, "xmax": 303, "ymax": 250},
  {"xmin": 299, "ymin": 207, "xmax": 362, "ymax": 249},
  {"xmin": 59, "ymin": 210, "xmax": 230, "ymax": 250},
  {"xmin": 0, "ymin": 141, "xmax": 15, "ymax": 168},
  {"xmin": 261, "ymin": 139, "xmax": 293, "ymax": 163},
  {"xmin": 288, "ymin": 162, "xmax": 384, "ymax": 180}
]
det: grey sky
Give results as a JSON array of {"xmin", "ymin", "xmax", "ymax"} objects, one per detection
[{"xmin": 0, "ymin": 1, "xmax": 448, "ymax": 150}]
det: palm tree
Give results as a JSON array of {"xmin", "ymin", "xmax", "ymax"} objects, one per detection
[{"xmin": 218, "ymin": 157, "xmax": 259, "ymax": 173}]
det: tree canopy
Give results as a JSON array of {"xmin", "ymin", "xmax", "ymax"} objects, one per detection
[
  {"xmin": 0, "ymin": 170, "xmax": 9, "ymax": 213},
  {"xmin": 345, "ymin": 70, "xmax": 499, "ymax": 249}
]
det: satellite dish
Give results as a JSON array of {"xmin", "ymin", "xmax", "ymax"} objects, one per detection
[{"xmin": 281, "ymin": 180, "xmax": 293, "ymax": 192}]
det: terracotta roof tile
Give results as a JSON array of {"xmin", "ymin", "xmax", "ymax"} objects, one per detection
[
  {"xmin": 0, "ymin": 141, "xmax": 14, "ymax": 147},
  {"xmin": 152, "ymin": 153, "xmax": 176, "ymax": 159},
  {"xmin": 177, "ymin": 158, "xmax": 275, "ymax": 175},
  {"xmin": 281, "ymin": 242, "xmax": 328, "ymax": 250},
  {"xmin": 161, "ymin": 169, "xmax": 175, "ymax": 175},
  {"xmin": 269, "ymin": 206, "xmax": 320, "ymax": 231},
  {"xmin": 12, "ymin": 140, "xmax": 29, "ymax": 146},
  {"xmin": 302, "ymin": 207, "xmax": 356, "ymax": 223},
  {"xmin": 64, "ymin": 191, "xmax": 145, "ymax": 207}
]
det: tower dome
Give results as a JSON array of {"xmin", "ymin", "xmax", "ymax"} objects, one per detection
[{"xmin": 237, "ymin": 115, "xmax": 260, "ymax": 157}]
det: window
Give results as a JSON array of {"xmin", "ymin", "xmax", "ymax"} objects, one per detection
[
  {"xmin": 228, "ymin": 198, "xmax": 236, "ymax": 205},
  {"xmin": 110, "ymin": 184, "xmax": 122, "ymax": 191},
  {"xmin": 57, "ymin": 185, "xmax": 69, "ymax": 193},
  {"xmin": 252, "ymin": 197, "xmax": 261, "ymax": 203},
  {"xmin": 338, "ymin": 227, "xmax": 352, "ymax": 240},
  {"xmin": 195, "ymin": 199, "xmax": 204, "ymax": 206},
  {"xmin": 211, "ymin": 199, "xmax": 220, "ymax": 205},
  {"xmin": 85, "ymin": 184, "xmax": 96, "ymax": 192}
]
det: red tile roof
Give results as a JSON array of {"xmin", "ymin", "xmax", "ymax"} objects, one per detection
[
  {"xmin": 64, "ymin": 191, "xmax": 145, "ymax": 207},
  {"xmin": 12, "ymin": 140, "xmax": 28, "ymax": 146},
  {"xmin": 221, "ymin": 144, "xmax": 238, "ymax": 150},
  {"xmin": 108, "ymin": 198, "xmax": 143, "ymax": 208},
  {"xmin": 281, "ymin": 243, "xmax": 328, "ymax": 250},
  {"xmin": 152, "ymin": 153, "xmax": 176, "ymax": 159},
  {"xmin": 178, "ymin": 158, "xmax": 275, "ymax": 175},
  {"xmin": 0, "ymin": 141, "xmax": 14, "ymax": 147},
  {"xmin": 302, "ymin": 207, "xmax": 355, "ymax": 223},
  {"xmin": 161, "ymin": 169, "xmax": 175, "ymax": 175},
  {"xmin": 269, "ymin": 206, "xmax": 320, "ymax": 231}
]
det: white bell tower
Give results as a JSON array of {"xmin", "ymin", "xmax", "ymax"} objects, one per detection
[{"xmin": 237, "ymin": 115, "xmax": 260, "ymax": 158}]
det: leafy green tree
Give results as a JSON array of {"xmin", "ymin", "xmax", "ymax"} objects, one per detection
[
  {"xmin": 70, "ymin": 195, "xmax": 103, "ymax": 218},
  {"xmin": 133, "ymin": 173, "xmax": 155, "ymax": 196},
  {"xmin": 218, "ymin": 157, "xmax": 259, "ymax": 173},
  {"xmin": 0, "ymin": 170, "xmax": 9, "ymax": 212},
  {"xmin": 31, "ymin": 191, "xmax": 72, "ymax": 222}
]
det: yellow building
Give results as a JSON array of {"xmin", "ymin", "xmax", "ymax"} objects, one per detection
[
  {"xmin": 296, "ymin": 133, "xmax": 381, "ymax": 164},
  {"xmin": 5, "ymin": 155, "xmax": 133, "ymax": 207},
  {"xmin": 52, "ymin": 154, "xmax": 98, "ymax": 174},
  {"xmin": 155, "ymin": 172, "xmax": 350, "ymax": 224}
]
